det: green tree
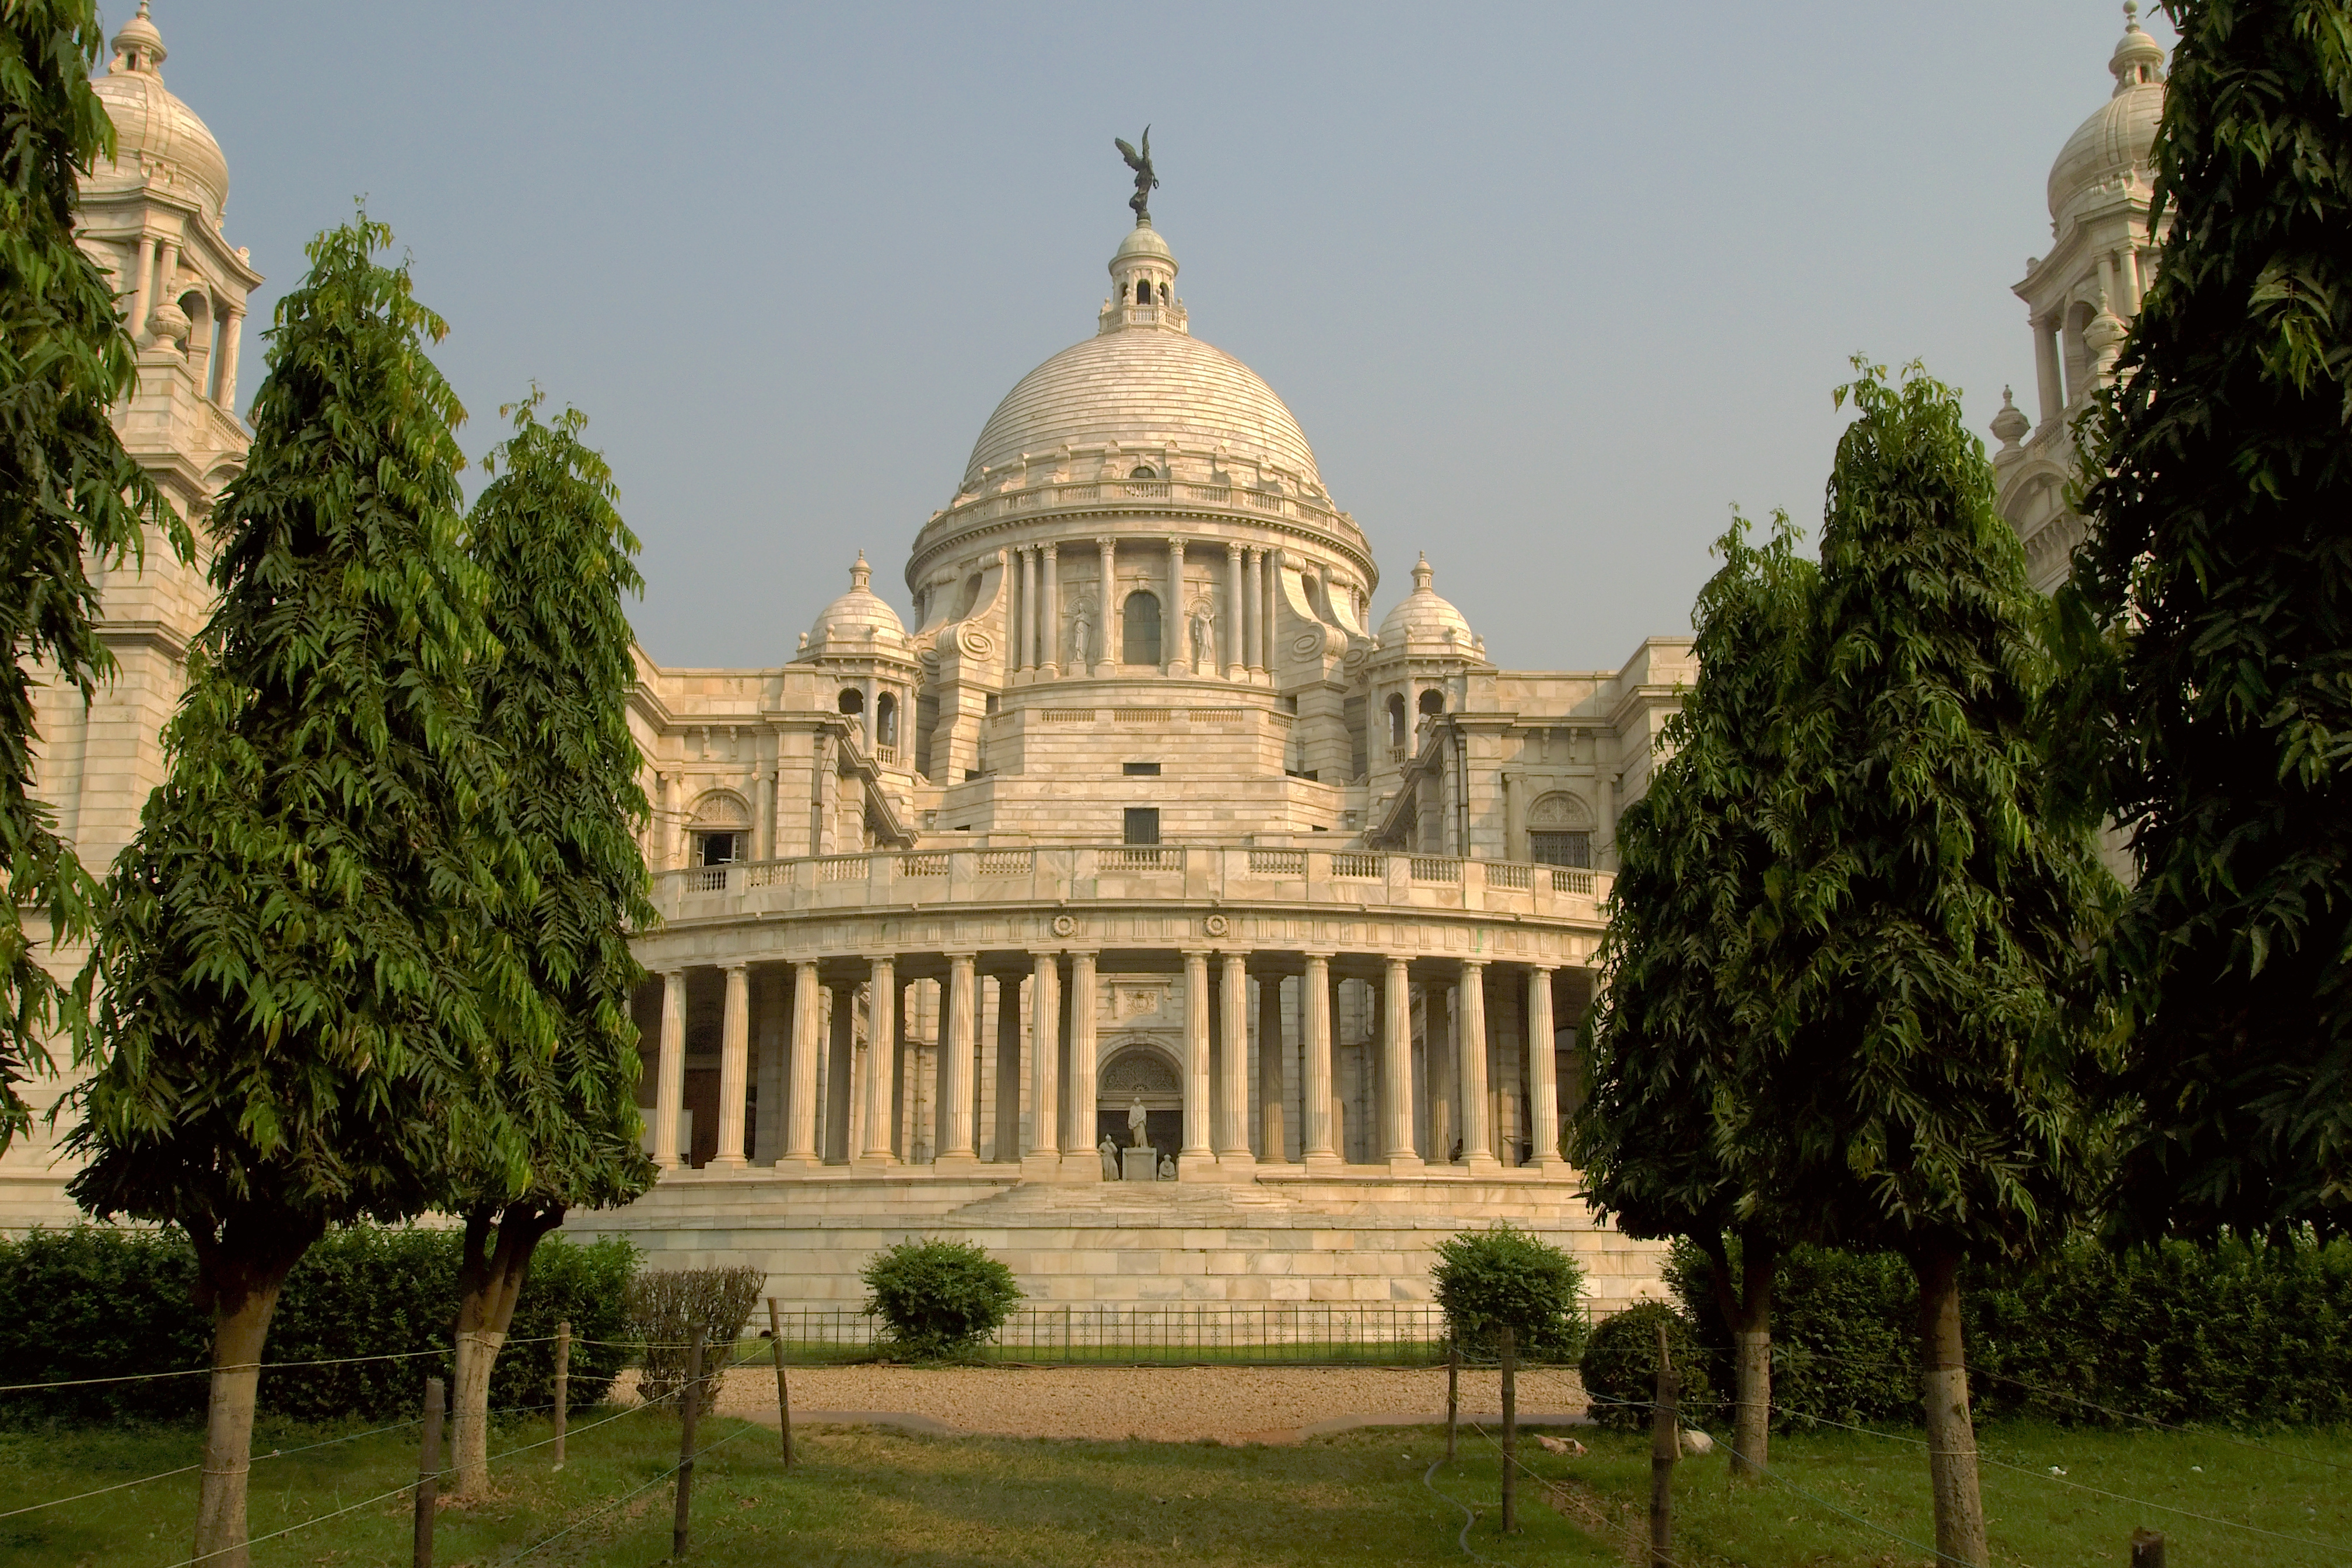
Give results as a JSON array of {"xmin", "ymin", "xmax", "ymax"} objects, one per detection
[
  {"xmin": 65, "ymin": 211, "xmax": 517, "ymax": 1568},
  {"xmin": 2054, "ymin": 0, "xmax": 2352, "ymax": 1240},
  {"xmin": 1769, "ymin": 362, "xmax": 2116, "ymax": 1566},
  {"xmin": 1577, "ymin": 508, "xmax": 1815, "ymax": 1477},
  {"xmin": 1429, "ymin": 1222, "xmax": 1588, "ymax": 1363},
  {"xmin": 444, "ymin": 392, "xmax": 657, "ymax": 1497},
  {"xmin": 0, "ymin": 0, "xmax": 186, "ymax": 1146}
]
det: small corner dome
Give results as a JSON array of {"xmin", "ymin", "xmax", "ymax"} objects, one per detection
[
  {"xmin": 86, "ymin": 4, "xmax": 230, "ymax": 224},
  {"xmin": 806, "ymin": 554, "xmax": 907, "ymax": 649},
  {"xmin": 2047, "ymin": 8, "xmax": 2166, "ymax": 223},
  {"xmin": 1112, "ymin": 226, "xmax": 1175, "ymax": 264},
  {"xmin": 1379, "ymin": 554, "xmax": 1475, "ymax": 650}
]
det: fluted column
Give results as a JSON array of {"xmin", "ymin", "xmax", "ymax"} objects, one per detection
[
  {"xmin": 1066, "ymin": 951, "xmax": 1100, "ymax": 1176},
  {"xmin": 712, "ymin": 964, "xmax": 751, "ymax": 1168},
  {"xmin": 1528, "ymin": 967, "xmax": 1564, "ymax": 1170},
  {"xmin": 1096, "ymin": 537, "xmax": 1118, "ymax": 676},
  {"xmin": 1245, "ymin": 550, "xmax": 1265, "ymax": 673},
  {"xmin": 859, "ymin": 957, "xmax": 898, "ymax": 1163},
  {"xmin": 1040, "ymin": 544, "xmax": 1060, "ymax": 678},
  {"xmin": 1457, "ymin": 960, "xmax": 1497, "ymax": 1172},
  {"xmin": 1023, "ymin": 951, "xmax": 1062, "ymax": 1174},
  {"xmin": 993, "ymin": 971, "xmax": 1024, "ymax": 1161},
  {"xmin": 1262, "ymin": 547, "xmax": 1282, "ymax": 674},
  {"xmin": 128, "ymin": 233, "xmax": 158, "ymax": 343},
  {"xmin": 654, "ymin": 969, "xmax": 687, "ymax": 1170},
  {"xmin": 1181, "ymin": 950, "xmax": 1214, "ymax": 1167},
  {"xmin": 1167, "ymin": 537, "xmax": 1186, "ymax": 675},
  {"xmin": 1258, "ymin": 972, "xmax": 1287, "ymax": 1159},
  {"xmin": 937, "ymin": 954, "xmax": 978, "ymax": 1166},
  {"xmin": 824, "ymin": 981, "xmax": 856, "ymax": 1163},
  {"xmin": 2036, "ymin": 314, "xmax": 2067, "ymax": 421},
  {"xmin": 1217, "ymin": 953, "xmax": 1252, "ymax": 1168},
  {"xmin": 782, "ymin": 962, "xmax": 820, "ymax": 1166},
  {"xmin": 1382, "ymin": 957, "xmax": 1420, "ymax": 1168},
  {"xmin": 1300, "ymin": 957, "xmax": 1338, "ymax": 1168},
  {"xmin": 1224, "ymin": 542, "xmax": 1247, "ymax": 681}
]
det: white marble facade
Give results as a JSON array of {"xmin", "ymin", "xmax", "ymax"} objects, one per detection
[{"xmin": 1, "ymin": 8, "xmax": 2162, "ymax": 1317}]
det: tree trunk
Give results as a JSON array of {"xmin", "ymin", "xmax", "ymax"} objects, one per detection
[
  {"xmin": 1916, "ymin": 1240, "xmax": 1989, "ymax": 1568},
  {"xmin": 189, "ymin": 1216, "xmax": 319, "ymax": 1568},
  {"xmin": 1703, "ymin": 1230, "xmax": 1776, "ymax": 1479},
  {"xmin": 450, "ymin": 1202, "xmax": 564, "ymax": 1498}
]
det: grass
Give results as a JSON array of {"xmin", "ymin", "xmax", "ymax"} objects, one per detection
[{"xmin": 2, "ymin": 1406, "xmax": 2346, "ymax": 1566}]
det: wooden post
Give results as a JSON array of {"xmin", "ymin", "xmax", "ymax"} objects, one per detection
[
  {"xmin": 674, "ymin": 1327, "xmax": 704, "ymax": 1559},
  {"xmin": 552, "ymin": 1320, "xmax": 570, "ymax": 1471},
  {"xmin": 1648, "ymin": 1321, "xmax": 1680, "ymax": 1568},
  {"xmin": 2130, "ymin": 1528, "xmax": 2165, "ymax": 1567},
  {"xmin": 767, "ymin": 1297, "xmax": 793, "ymax": 1469},
  {"xmin": 1499, "ymin": 1325, "xmax": 1517, "ymax": 1534},
  {"xmin": 413, "ymin": 1376, "xmax": 444, "ymax": 1568},
  {"xmin": 1445, "ymin": 1337, "xmax": 1460, "ymax": 1462}
]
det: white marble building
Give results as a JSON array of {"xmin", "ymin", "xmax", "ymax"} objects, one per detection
[{"xmin": 3, "ymin": 7, "xmax": 2164, "ymax": 1319}]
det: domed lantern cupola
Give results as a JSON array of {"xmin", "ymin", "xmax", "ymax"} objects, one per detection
[{"xmin": 1101, "ymin": 225, "xmax": 1186, "ymax": 336}]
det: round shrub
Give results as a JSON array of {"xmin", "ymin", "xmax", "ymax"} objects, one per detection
[
  {"xmin": 1431, "ymin": 1223, "xmax": 1589, "ymax": 1363},
  {"xmin": 1580, "ymin": 1301, "xmax": 1711, "ymax": 1430},
  {"xmin": 860, "ymin": 1238, "xmax": 1022, "ymax": 1360}
]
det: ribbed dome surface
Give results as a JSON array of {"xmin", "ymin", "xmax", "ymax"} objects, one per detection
[
  {"xmin": 2048, "ymin": 19, "xmax": 2165, "ymax": 223},
  {"xmin": 87, "ymin": 17, "xmax": 229, "ymax": 222},
  {"xmin": 806, "ymin": 555, "xmax": 908, "ymax": 648},
  {"xmin": 963, "ymin": 328, "xmax": 1322, "ymax": 491}
]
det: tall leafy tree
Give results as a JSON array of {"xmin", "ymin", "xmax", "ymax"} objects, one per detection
[
  {"xmin": 0, "ymin": 0, "xmax": 186, "ymax": 1144},
  {"xmin": 2054, "ymin": 0, "xmax": 2352, "ymax": 1240},
  {"xmin": 1769, "ymin": 362, "xmax": 2116, "ymax": 1566},
  {"xmin": 1578, "ymin": 508, "xmax": 1815, "ymax": 1478},
  {"xmin": 66, "ymin": 212, "xmax": 520, "ymax": 1568},
  {"xmin": 444, "ymin": 392, "xmax": 657, "ymax": 1497}
]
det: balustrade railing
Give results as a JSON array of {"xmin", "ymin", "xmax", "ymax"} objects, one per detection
[{"xmin": 937, "ymin": 476, "xmax": 1351, "ymax": 536}]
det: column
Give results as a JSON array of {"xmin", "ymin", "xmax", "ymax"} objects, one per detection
[
  {"xmin": 993, "ymin": 971, "xmax": 1024, "ymax": 1161},
  {"xmin": 1017, "ymin": 547, "xmax": 1037, "ymax": 671},
  {"xmin": 1040, "ymin": 542, "xmax": 1060, "ymax": 678},
  {"xmin": 824, "ymin": 981, "xmax": 856, "ymax": 1163},
  {"xmin": 1457, "ymin": 959, "xmax": 1497, "ymax": 1172},
  {"xmin": 1066, "ymin": 952, "xmax": 1100, "ymax": 1175},
  {"xmin": 891, "ymin": 978, "xmax": 911, "ymax": 1159},
  {"xmin": 860, "ymin": 958, "xmax": 897, "ymax": 1163},
  {"xmin": 1096, "ymin": 537, "xmax": 1118, "ymax": 676},
  {"xmin": 1262, "ymin": 547, "xmax": 1282, "ymax": 675},
  {"xmin": 937, "ymin": 954, "xmax": 978, "ymax": 1165},
  {"xmin": 214, "ymin": 304, "xmax": 244, "ymax": 411},
  {"xmin": 1181, "ymin": 950, "xmax": 1214, "ymax": 1165},
  {"xmin": 1301, "ymin": 957, "xmax": 1338, "ymax": 1168},
  {"xmin": 1258, "ymin": 971, "xmax": 1287, "ymax": 1160},
  {"xmin": 1217, "ymin": 953, "xmax": 1252, "ymax": 1167},
  {"xmin": 2098, "ymin": 250, "xmax": 2121, "ymax": 316},
  {"xmin": 2033, "ymin": 315, "xmax": 2064, "ymax": 426},
  {"xmin": 1245, "ymin": 550, "xmax": 1265, "ymax": 673},
  {"xmin": 1528, "ymin": 967, "xmax": 1564, "ymax": 1170},
  {"xmin": 1382, "ymin": 958, "xmax": 1420, "ymax": 1168},
  {"xmin": 2121, "ymin": 244, "xmax": 2144, "ymax": 313},
  {"xmin": 653, "ymin": 970, "xmax": 687, "ymax": 1169},
  {"xmin": 712, "ymin": 964, "xmax": 751, "ymax": 1168},
  {"xmin": 754, "ymin": 972, "xmax": 785, "ymax": 1164},
  {"xmin": 782, "ymin": 963, "xmax": 820, "ymax": 1166},
  {"xmin": 1023, "ymin": 951, "xmax": 1062, "ymax": 1174},
  {"xmin": 1167, "ymin": 537, "xmax": 1186, "ymax": 674},
  {"xmin": 1225, "ymin": 542, "xmax": 1247, "ymax": 681},
  {"xmin": 128, "ymin": 233, "xmax": 158, "ymax": 344}
]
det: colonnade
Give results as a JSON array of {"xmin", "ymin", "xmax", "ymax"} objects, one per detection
[
  {"xmin": 1004, "ymin": 537, "xmax": 1284, "ymax": 681},
  {"xmin": 643, "ymin": 949, "xmax": 1572, "ymax": 1179},
  {"xmin": 123, "ymin": 229, "xmax": 243, "ymax": 410}
]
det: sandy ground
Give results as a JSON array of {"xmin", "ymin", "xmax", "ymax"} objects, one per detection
[{"xmin": 673, "ymin": 1363, "xmax": 1591, "ymax": 1444}]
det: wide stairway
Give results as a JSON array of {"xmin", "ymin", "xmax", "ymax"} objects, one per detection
[{"xmin": 944, "ymin": 1176, "xmax": 1298, "ymax": 1228}]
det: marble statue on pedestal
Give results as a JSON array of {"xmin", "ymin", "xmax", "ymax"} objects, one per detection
[{"xmin": 1098, "ymin": 1136, "xmax": 1119, "ymax": 1181}]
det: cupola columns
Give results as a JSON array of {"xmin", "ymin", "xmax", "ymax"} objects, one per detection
[{"xmin": 1224, "ymin": 544, "xmax": 1247, "ymax": 681}]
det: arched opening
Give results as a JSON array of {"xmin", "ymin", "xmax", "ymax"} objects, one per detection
[
  {"xmin": 1122, "ymin": 590, "xmax": 1162, "ymax": 666},
  {"xmin": 1386, "ymin": 692, "xmax": 1407, "ymax": 748},
  {"xmin": 836, "ymin": 688, "xmax": 865, "ymax": 715},
  {"xmin": 875, "ymin": 691, "xmax": 898, "ymax": 748},
  {"xmin": 1136, "ymin": 279, "xmax": 1152, "ymax": 304},
  {"xmin": 1527, "ymin": 790, "xmax": 1594, "ymax": 868},
  {"xmin": 1418, "ymin": 689, "xmax": 1446, "ymax": 720},
  {"xmin": 688, "ymin": 790, "xmax": 754, "ymax": 868},
  {"xmin": 1129, "ymin": 464, "xmax": 1157, "ymax": 480},
  {"xmin": 1096, "ymin": 1044, "xmax": 1183, "ymax": 1174}
]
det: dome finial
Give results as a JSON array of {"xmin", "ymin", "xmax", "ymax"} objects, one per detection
[
  {"xmin": 2110, "ymin": 1, "xmax": 2165, "ymax": 93},
  {"xmin": 110, "ymin": 0, "xmax": 167, "ymax": 76},
  {"xmin": 849, "ymin": 551, "xmax": 872, "ymax": 591},
  {"xmin": 1412, "ymin": 553, "xmax": 1433, "ymax": 592}
]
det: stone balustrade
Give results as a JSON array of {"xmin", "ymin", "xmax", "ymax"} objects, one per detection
[{"xmin": 941, "ymin": 475, "xmax": 1356, "ymax": 538}]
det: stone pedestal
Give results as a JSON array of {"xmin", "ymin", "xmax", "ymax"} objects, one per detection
[{"xmin": 1121, "ymin": 1147, "xmax": 1158, "ymax": 1182}]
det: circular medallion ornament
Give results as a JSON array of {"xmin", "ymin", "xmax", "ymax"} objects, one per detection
[
  {"xmin": 1051, "ymin": 914, "xmax": 1078, "ymax": 937},
  {"xmin": 1202, "ymin": 914, "xmax": 1231, "ymax": 937}
]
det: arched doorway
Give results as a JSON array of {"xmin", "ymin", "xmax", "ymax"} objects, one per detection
[{"xmin": 1097, "ymin": 1042, "xmax": 1182, "ymax": 1163}]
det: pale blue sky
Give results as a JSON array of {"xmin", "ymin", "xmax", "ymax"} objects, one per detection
[{"xmin": 148, "ymin": 2, "xmax": 2169, "ymax": 673}]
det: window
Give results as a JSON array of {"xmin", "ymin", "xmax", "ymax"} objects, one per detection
[
  {"xmin": 1122, "ymin": 590, "xmax": 1162, "ymax": 665},
  {"xmin": 1129, "ymin": 464, "xmax": 1157, "ymax": 480},
  {"xmin": 1530, "ymin": 831, "xmax": 1591, "ymax": 869},
  {"xmin": 1136, "ymin": 279, "xmax": 1152, "ymax": 304},
  {"xmin": 1122, "ymin": 761, "xmax": 1161, "ymax": 776},
  {"xmin": 1124, "ymin": 807, "xmax": 1160, "ymax": 845},
  {"xmin": 696, "ymin": 831, "xmax": 741, "ymax": 866},
  {"xmin": 875, "ymin": 691, "xmax": 898, "ymax": 747},
  {"xmin": 1418, "ymin": 688, "xmax": 1446, "ymax": 717},
  {"xmin": 837, "ymin": 688, "xmax": 864, "ymax": 715},
  {"xmin": 1386, "ymin": 692, "xmax": 1406, "ymax": 748}
]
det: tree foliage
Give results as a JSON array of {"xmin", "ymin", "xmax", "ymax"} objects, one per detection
[
  {"xmin": 2054, "ymin": 0, "xmax": 2352, "ymax": 1239},
  {"xmin": 860, "ymin": 1238, "xmax": 1023, "ymax": 1360},
  {"xmin": 1430, "ymin": 1222, "xmax": 1589, "ymax": 1362},
  {"xmin": 0, "ymin": 0, "xmax": 185, "ymax": 1143}
]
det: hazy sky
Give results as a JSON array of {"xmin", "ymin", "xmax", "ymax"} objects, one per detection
[{"xmin": 149, "ymin": 2, "xmax": 2169, "ymax": 674}]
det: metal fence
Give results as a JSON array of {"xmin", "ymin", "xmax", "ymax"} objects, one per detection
[{"xmin": 752, "ymin": 1303, "xmax": 1469, "ymax": 1367}]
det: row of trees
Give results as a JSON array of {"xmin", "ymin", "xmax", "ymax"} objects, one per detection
[
  {"xmin": 1576, "ymin": 5, "xmax": 2352, "ymax": 1566},
  {"xmin": 4, "ymin": 8, "xmax": 660, "ymax": 1562}
]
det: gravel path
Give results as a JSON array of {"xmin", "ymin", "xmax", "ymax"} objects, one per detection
[{"xmin": 690, "ymin": 1363, "xmax": 1590, "ymax": 1444}]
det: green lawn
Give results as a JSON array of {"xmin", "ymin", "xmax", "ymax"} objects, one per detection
[{"xmin": 2, "ymin": 1409, "xmax": 2345, "ymax": 1566}]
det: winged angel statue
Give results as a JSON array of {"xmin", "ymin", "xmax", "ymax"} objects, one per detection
[{"xmin": 1116, "ymin": 128, "xmax": 1157, "ymax": 225}]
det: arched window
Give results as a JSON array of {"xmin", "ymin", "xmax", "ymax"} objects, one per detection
[
  {"xmin": 875, "ymin": 691, "xmax": 898, "ymax": 748},
  {"xmin": 1385, "ymin": 692, "xmax": 1407, "ymax": 748},
  {"xmin": 1122, "ymin": 590, "xmax": 1162, "ymax": 666},
  {"xmin": 1136, "ymin": 279, "xmax": 1152, "ymax": 304},
  {"xmin": 1418, "ymin": 688, "xmax": 1446, "ymax": 717},
  {"xmin": 1129, "ymin": 464, "xmax": 1157, "ymax": 480},
  {"xmin": 836, "ymin": 688, "xmax": 865, "ymax": 715}
]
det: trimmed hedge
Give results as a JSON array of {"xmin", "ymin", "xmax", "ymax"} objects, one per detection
[
  {"xmin": 1668, "ymin": 1233, "xmax": 2352, "ymax": 1429},
  {"xmin": 0, "ymin": 1225, "xmax": 636, "ymax": 1424},
  {"xmin": 860, "ymin": 1238, "xmax": 1022, "ymax": 1361}
]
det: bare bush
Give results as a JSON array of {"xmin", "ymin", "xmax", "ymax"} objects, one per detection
[{"xmin": 626, "ymin": 1265, "xmax": 764, "ymax": 1415}]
